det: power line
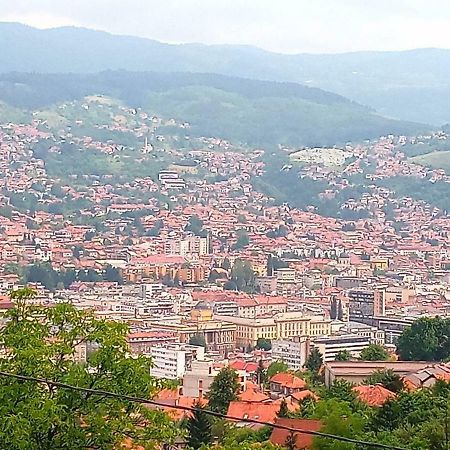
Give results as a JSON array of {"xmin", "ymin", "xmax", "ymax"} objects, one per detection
[{"xmin": 0, "ymin": 370, "xmax": 406, "ymax": 450}]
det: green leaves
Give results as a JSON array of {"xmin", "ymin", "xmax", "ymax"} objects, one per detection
[
  {"xmin": 397, "ymin": 316, "xmax": 450, "ymax": 361},
  {"xmin": 0, "ymin": 288, "xmax": 177, "ymax": 449}
]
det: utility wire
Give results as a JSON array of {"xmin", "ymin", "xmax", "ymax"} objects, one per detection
[{"xmin": 0, "ymin": 371, "xmax": 406, "ymax": 450}]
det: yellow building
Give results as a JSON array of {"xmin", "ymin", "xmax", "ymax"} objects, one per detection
[{"xmin": 215, "ymin": 312, "xmax": 331, "ymax": 347}]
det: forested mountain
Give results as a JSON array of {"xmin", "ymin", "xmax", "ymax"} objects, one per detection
[
  {"xmin": 1, "ymin": 22, "xmax": 450, "ymax": 124},
  {"xmin": 0, "ymin": 71, "xmax": 427, "ymax": 147}
]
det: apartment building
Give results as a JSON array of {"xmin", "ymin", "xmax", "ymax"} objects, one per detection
[{"xmin": 150, "ymin": 344, "xmax": 205, "ymax": 379}]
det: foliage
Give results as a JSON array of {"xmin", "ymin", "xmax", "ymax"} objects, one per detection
[
  {"xmin": 206, "ymin": 367, "xmax": 240, "ymax": 414},
  {"xmin": 277, "ymin": 398, "xmax": 289, "ymax": 418},
  {"xmin": 186, "ymin": 400, "xmax": 212, "ymax": 449},
  {"xmin": 256, "ymin": 338, "xmax": 272, "ymax": 351},
  {"xmin": 228, "ymin": 259, "xmax": 257, "ymax": 293},
  {"xmin": 397, "ymin": 316, "xmax": 450, "ymax": 361},
  {"xmin": 360, "ymin": 344, "xmax": 389, "ymax": 361},
  {"xmin": 305, "ymin": 348, "xmax": 323, "ymax": 373},
  {"xmin": 232, "ymin": 229, "xmax": 250, "ymax": 250},
  {"xmin": 0, "ymin": 288, "xmax": 177, "ymax": 450},
  {"xmin": 364, "ymin": 369, "xmax": 404, "ymax": 393},
  {"xmin": 189, "ymin": 333, "xmax": 207, "ymax": 348},
  {"xmin": 266, "ymin": 361, "xmax": 289, "ymax": 379},
  {"xmin": 335, "ymin": 350, "xmax": 352, "ymax": 361},
  {"xmin": 256, "ymin": 359, "xmax": 267, "ymax": 385}
]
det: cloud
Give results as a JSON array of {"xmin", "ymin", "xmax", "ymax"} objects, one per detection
[{"xmin": 0, "ymin": 0, "xmax": 450, "ymax": 53}]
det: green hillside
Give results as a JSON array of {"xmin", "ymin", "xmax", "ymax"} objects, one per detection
[{"xmin": 0, "ymin": 72, "xmax": 427, "ymax": 147}]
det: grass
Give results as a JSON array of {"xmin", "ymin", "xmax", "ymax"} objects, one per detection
[{"xmin": 409, "ymin": 151, "xmax": 450, "ymax": 172}]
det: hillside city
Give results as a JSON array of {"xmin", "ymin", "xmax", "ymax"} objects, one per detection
[{"xmin": 1, "ymin": 93, "xmax": 450, "ymax": 448}]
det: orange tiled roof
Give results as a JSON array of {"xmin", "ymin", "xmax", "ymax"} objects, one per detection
[
  {"xmin": 270, "ymin": 372, "xmax": 306, "ymax": 390},
  {"xmin": 352, "ymin": 385, "xmax": 396, "ymax": 407}
]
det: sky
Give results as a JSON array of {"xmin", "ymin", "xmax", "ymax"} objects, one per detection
[{"xmin": 1, "ymin": 0, "xmax": 450, "ymax": 53}]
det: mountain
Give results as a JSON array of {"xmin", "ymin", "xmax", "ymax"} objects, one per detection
[
  {"xmin": 0, "ymin": 71, "xmax": 427, "ymax": 147},
  {"xmin": 1, "ymin": 23, "xmax": 450, "ymax": 124}
]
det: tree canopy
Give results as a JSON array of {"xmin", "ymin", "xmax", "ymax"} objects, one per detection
[
  {"xmin": 206, "ymin": 367, "xmax": 240, "ymax": 414},
  {"xmin": 397, "ymin": 316, "xmax": 450, "ymax": 361},
  {"xmin": 360, "ymin": 344, "xmax": 389, "ymax": 361},
  {"xmin": 0, "ymin": 288, "xmax": 177, "ymax": 449}
]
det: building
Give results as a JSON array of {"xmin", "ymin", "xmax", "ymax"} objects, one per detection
[
  {"xmin": 216, "ymin": 312, "xmax": 331, "ymax": 347},
  {"xmin": 183, "ymin": 360, "xmax": 247, "ymax": 398},
  {"xmin": 272, "ymin": 337, "xmax": 309, "ymax": 371},
  {"xmin": 323, "ymin": 361, "xmax": 435, "ymax": 387},
  {"xmin": 150, "ymin": 344, "xmax": 205, "ymax": 379},
  {"xmin": 312, "ymin": 334, "xmax": 371, "ymax": 362},
  {"xmin": 348, "ymin": 288, "xmax": 385, "ymax": 323},
  {"xmin": 151, "ymin": 302, "xmax": 236, "ymax": 356}
]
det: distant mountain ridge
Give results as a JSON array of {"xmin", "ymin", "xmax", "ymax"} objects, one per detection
[{"xmin": 1, "ymin": 22, "xmax": 450, "ymax": 124}]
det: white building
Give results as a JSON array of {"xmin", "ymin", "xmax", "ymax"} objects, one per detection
[
  {"xmin": 150, "ymin": 344, "xmax": 205, "ymax": 379},
  {"xmin": 271, "ymin": 336, "xmax": 310, "ymax": 371},
  {"xmin": 312, "ymin": 334, "xmax": 371, "ymax": 362}
]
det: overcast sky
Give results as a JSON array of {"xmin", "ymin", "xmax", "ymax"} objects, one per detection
[{"xmin": 1, "ymin": 0, "xmax": 450, "ymax": 53}]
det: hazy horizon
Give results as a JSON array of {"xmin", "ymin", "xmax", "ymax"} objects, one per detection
[{"xmin": 2, "ymin": 0, "xmax": 450, "ymax": 54}]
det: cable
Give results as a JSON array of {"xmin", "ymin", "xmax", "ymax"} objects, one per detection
[{"xmin": 0, "ymin": 370, "xmax": 406, "ymax": 450}]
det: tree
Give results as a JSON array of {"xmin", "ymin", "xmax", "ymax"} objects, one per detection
[
  {"xmin": 337, "ymin": 299, "xmax": 344, "ymax": 321},
  {"xmin": 104, "ymin": 264, "xmax": 123, "ymax": 284},
  {"xmin": 256, "ymin": 359, "xmax": 266, "ymax": 386},
  {"xmin": 267, "ymin": 361, "xmax": 289, "ymax": 379},
  {"xmin": 326, "ymin": 379, "xmax": 357, "ymax": 404},
  {"xmin": 230, "ymin": 259, "xmax": 257, "ymax": 293},
  {"xmin": 277, "ymin": 398, "xmax": 290, "ymax": 418},
  {"xmin": 330, "ymin": 297, "xmax": 338, "ymax": 320},
  {"xmin": 335, "ymin": 350, "xmax": 352, "ymax": 361},
  {"xmin": 364, "ymin": 369, "xmax": 404, "ymax": 393},
  {"xmin": 0, "ymin": 288, "xmax": 177, "ymax": 449},
  {"xmin": 256, "ymin": 338, "xmax": 272, "ymax": 351},
  {"xmin": 305, "ymin": 348, "xmax": 323, "ymax": 373},
  {"xmin": 189, "ymin": 333, "xmax": 206, "ymax": 348},
  {"xmin": 186, "ymin": 400, "xmax": 212, "ymax": 449},
  {"xmin": 232, "ymin": 229, "xmax": 250, "ymax": 250},
  {"xmin": 221, "ymin": 257, "xmax": 231, "ymax": 271},
  {"xmin": 397, "ymin": 316, "xmax": 450, "ymax": 361},
  {"xmin": 207, "ymin": 367, "xmax": 240, "ymax": 414},
  {"xmin": 360, "ymin": 344, "xmax": 389, "ymax": 361},
  {"xmin": 285, "ymin": 431, "xmax": 297, "ymax": 450},
  {"xmin": 186, "ymin": 215, "xmax": 204, "ymax": 236}
]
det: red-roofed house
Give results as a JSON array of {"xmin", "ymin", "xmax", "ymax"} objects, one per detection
[
  {"xmin": 352, "ymin": 385, "xmax": 396, "ymax": 407},
  {"xmin": 270, "ymin": 418, "xmax": 322, "ymax": 449},
  {"xmin": 270, "ymin": 373, "xmax": 307, "ymax": 396}
]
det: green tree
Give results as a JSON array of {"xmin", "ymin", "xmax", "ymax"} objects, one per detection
[
  {"xmin": 330, "ymin": 297, "xmax": 338, "ymax": 320},
  {"xmin": 186, "ymin": 215, "xmax": 205, "ymax": 236},
  {"xmin": 230, "ymin": 259, "xmax": 257, "ymax": 293},
  {"xmin": 364, "ymin": 369, "xmax": 404, "ymax": 393},
  {"xmin": 232, "ymin": 229, "xmax": 250, "ymax": 250},
  {"xmin": 326, "ymin": 379, "xmax": 357, "ymax": 404},
  {"xmin": 0, "ymin": 288, "xmax": 177, "ymax": 450},
  {"xmin": 267, "ymin": 360, "xmax": 289, "ymax": 379},
  {"xmin": 189, "ymin": 333, "xmax": 206, "ymax": 348},
  {"xmin": 335, "ymin": 350, "xmax": 352, "ymax": 361},
  {"xmin": 305, "ymin": 348, "xmax": 323, "ymax": 373},
  {"xmin": 256, "ymin": 338, "xmax": 272, "ymax": 351},
  {"xmin": 186, "ymin": 400, "xmax": 212, "ymax": 449},
  {"xmin": 360, "ymin": 344, "xmax": 389, "ymax": 361},
  {"xmin": 277, "ymin": 398, "xmax": 290, "ymax": 418},
  {"xmin": 104, "ymin": 264, "xmax": 123, "ymax": 283},
  {"xmin": 256, "ymin": 359, "xmax": 266, "ymax": 386},
  {"xmin": 337, "ymin": 299, "xmax": 344, "ymax": 321},
  {"xmin": 397, "ymin": 316, "xmax": 450, "ymax": 361},
  {"xmin": 207, "ymin": 367, "xmax": 240, "ymax": 414}
]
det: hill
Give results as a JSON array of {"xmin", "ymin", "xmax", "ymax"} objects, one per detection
[
  {"xmin": 1, "ymin": 23, "xmax": 450, "ymax": 124},
  {"xmin": 0, "ymin": 71, "xmax": 426, "ymax": 147}
]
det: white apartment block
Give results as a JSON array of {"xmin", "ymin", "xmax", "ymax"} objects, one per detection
[{"xmin": 149, "ymin": 344, "xmax": 205, "ymax": 379}]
